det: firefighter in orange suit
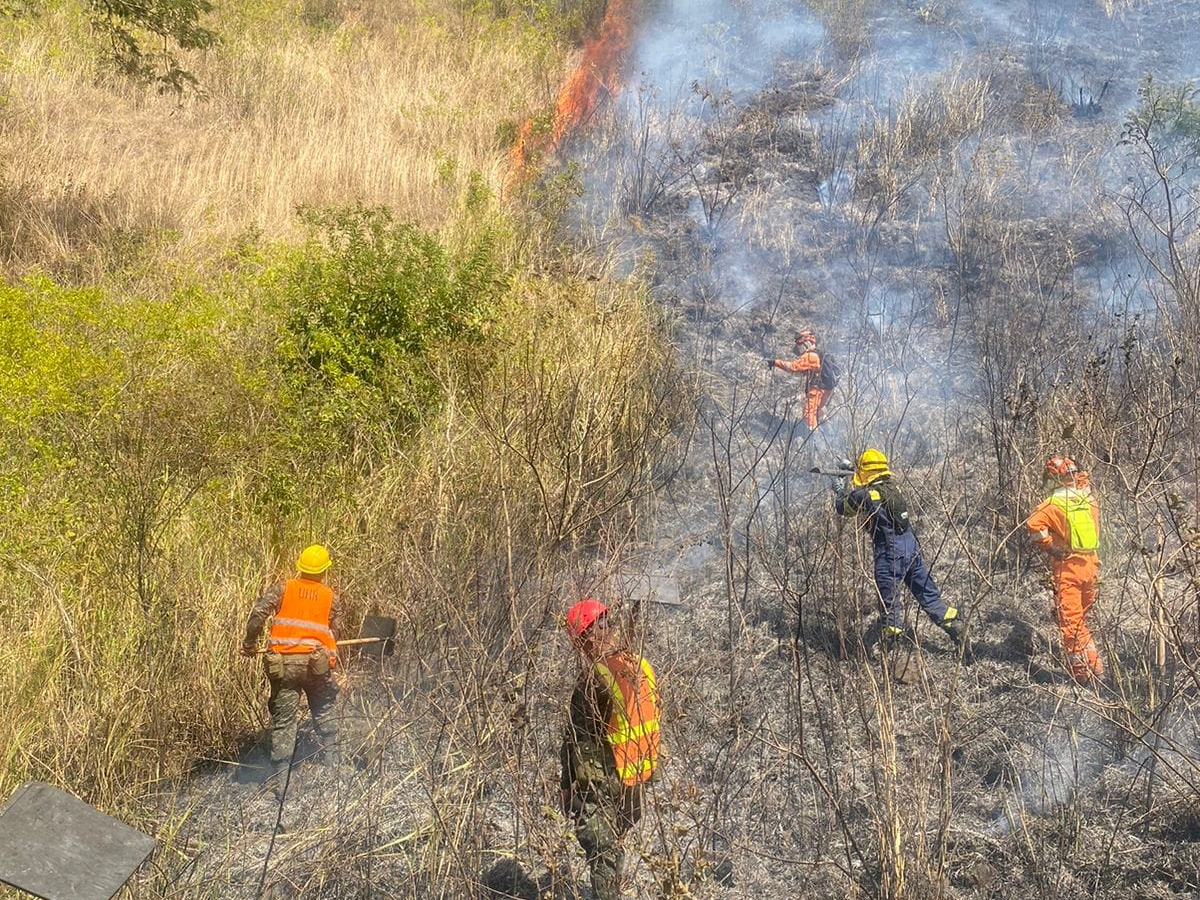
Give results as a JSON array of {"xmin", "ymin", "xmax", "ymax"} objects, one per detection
[
  {"xmin": 560, "ymin": 599, "xmax": 661, "ymax": 900},
  {"xmin": 1026, "ymin": 457, "xmax": 1103, "ymax": 684},
  {"xmin": 242, "ymin": 544, "xmax": 343, "ymax": 777},
  {"xmin": 768, "ymin": 329, "xmax": 829, "ymax": 429}
]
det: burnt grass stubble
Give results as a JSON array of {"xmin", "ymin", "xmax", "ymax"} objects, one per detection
[{"xmin": 156, "ymin": 1, "xmax": 1200, "ymax": 898}]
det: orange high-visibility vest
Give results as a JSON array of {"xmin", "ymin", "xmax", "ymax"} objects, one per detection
[
  {"xmin": 268, "ymin": 578, "xmax": 337, "ymax": 665},
  {"xmin": 594, "ymin": 652, "xmax": 661, "ymax": 786}
]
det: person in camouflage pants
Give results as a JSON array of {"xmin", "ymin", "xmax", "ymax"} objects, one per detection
[
  {"xmin": 259, "ymin": 650, "xmax": 339, "ymax": 770},
  {"xmin": 562, "ymin": 759, "xmax": 643, "ymax": 900},
  {"xmin": 560, "ymin": 599, "xmax": 660, "ymax": 900},
  {"xmin": 242, "ymin": 545, "xmax": 344, "ymax": 783}
]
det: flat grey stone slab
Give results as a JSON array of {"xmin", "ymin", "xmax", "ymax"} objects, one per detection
[{"xmin": 0, "ymin": 781, "xmax": 155, "ymax": 900}]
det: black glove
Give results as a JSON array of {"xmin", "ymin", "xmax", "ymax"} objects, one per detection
[
  {"xmin": 832, "ymin": 481, "xmax": 848, "ymax": 499},
  {"xmin": 765, "ymin": 357, "xmax": 775, "ymax": 370}
]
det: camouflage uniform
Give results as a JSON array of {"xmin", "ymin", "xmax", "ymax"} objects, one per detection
[
  {"xmin": 243, "ymin": 581, "xmax": 344, "ymax": 768},
  {"xmin": 560, "ymin": 668, "xmax": 644, "ymax": 900}
]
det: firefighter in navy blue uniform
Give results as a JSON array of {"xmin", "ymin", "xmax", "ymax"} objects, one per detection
[{"xmin": 835, "ymin": 449, "xmax": 965, "ymax": 651}]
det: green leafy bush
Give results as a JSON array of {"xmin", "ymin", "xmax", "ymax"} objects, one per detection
[
  {"xmin": 1124, "ymin": 76, "xmax": 1200, "ymax": 161},
  {"xmin": 0, "ymin": 276, "xmax": 266, "ymax": 561},
  {"xmin": 276, "ymin": 205, "xmax": 508, "ymax": 452},
  {"xmin": 0, "ymin": 274, "xmax": 282, "ymax": 796}
]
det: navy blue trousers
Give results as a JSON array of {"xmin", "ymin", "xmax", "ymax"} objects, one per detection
[{"xmin": 874, "ymin": 543, "xmax": 949, "ymax": 630}]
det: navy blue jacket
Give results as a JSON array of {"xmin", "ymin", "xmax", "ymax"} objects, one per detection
[{"xmin": 836, "ymin": 476, "xmax": 918, "ymax": 561}]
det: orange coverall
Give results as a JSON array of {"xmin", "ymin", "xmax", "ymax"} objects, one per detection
[
  {"xmin": 1026, "ymin": 485, "xmax": 1102, "ymax": 683},
  {"xmin": 772, "ymin": 350, "xmax": 829, "ymax": 429}
]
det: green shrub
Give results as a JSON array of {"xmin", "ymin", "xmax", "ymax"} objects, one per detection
[
  {"xmin": 1124, "ymin": 76, "xmax": 1200, "ymax": 161},
  {"xmin": 0, "ymin": 274, "xmax": 281, "ymax": 797},
  {"xmin": 275, "ymin": 205, "xmax": 509, "ymax": 454}
]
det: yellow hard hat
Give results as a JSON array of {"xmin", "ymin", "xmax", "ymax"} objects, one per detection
[
  {"xmin": 853, "ymin": 448, "xmax": 891, "ymax": 486},
  {"xmin": 296, "ymin": 544, "xmax": 332, "ymax": 575}
]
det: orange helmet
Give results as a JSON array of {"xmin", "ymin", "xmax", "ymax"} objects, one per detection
[
  {"xmin": 565, "ymin": 598, "xmax": 608, "ymax": 640},
  {"xmin": 795, "ymin": 330, "xmax": 817, "ymax": 347},
  {"xmin": 1044, "ymin": 455, "xmax": 1078, "ymax": 483}
]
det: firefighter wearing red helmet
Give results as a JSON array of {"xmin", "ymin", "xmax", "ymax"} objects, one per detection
[
  {"xmin": 766, "ymin": 329, "xmax": 835, "ymax": 430},
  {"xmin": 1026, "ymin": 456, "xmax": 1104, "ymax": 684},
  {"xmin": 560, "ymin": 598, "xmax": 661, "ymax": 900}
]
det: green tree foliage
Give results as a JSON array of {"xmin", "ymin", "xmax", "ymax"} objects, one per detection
[
  {"xmin": 89, "ymin": 0, "xmax": 218, "ymax": 95},
  {"xmin": 0, "ymin": 277, "xmax": 264, "ymax": 566},
  {"xmin": 276, "ymin": 206, "xmax": 509, "ymax": 454},
  {"xmin": 1124, "ymin": 76, "xmax": 1200, "ymax": 169}
]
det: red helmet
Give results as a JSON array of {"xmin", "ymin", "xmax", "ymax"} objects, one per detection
[
  {"xmin": 1044, "ymin": 455, "xmax": 1078, "ymax": 482},
  {"xmin": 565, "ymin": 598, "xmax": 608, "ymax": 639}
]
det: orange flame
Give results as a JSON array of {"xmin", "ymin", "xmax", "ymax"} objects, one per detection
[{"xmin": 508, "ymin": 0, "xmax": 636, "ymax": 185}]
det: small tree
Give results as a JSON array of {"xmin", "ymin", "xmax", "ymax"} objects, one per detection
[
  {"xmin": 89, "ymin": 0, "xmax": 218, "ymax": 96},
  {"xmin": 1120, "ymin": 76, "xmax": 1200, "ymax": 324}
]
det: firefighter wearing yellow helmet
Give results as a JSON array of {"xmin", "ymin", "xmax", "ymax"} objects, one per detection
[
  {"xmin": 242, "ymin": 544, "xmax": 343, "ymax": 792},
  {"xmin": 835, "ymin": 450, "xmax": 966, "ymax": 655}
]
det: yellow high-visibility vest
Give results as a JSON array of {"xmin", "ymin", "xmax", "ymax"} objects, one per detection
[{"xmin": 1049, "ymin": 489, "xmax": 1099, "ymax": 552}]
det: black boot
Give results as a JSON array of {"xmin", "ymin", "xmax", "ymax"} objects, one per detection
[{"xmin": 880, "ymin": 625, "xmax": 904, "ymax": 656}]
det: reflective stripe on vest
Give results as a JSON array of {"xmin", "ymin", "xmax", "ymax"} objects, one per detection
[
  {"xmin": 1048, "ymin": 489, "xmax": 1099, "ymax": 552},
  {"xmin": 269, "ymin": 578, "xmax": 337, "ymax": 662},
  {"xmin": 594, "ymin": 654, "xmax": 661, "ymax": 786}
]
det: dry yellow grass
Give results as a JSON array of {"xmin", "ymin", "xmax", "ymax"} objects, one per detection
[
  {"xmin": 0, "ymin": 0, "xmax": 561, "ymax": 275},
  {"xmin": 0, "ymin": 264, "xmax": 679, "ymax": 818},
  {"xmin": 0, "ymin": 1, "xmax": 686, "ymax": 827}
]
